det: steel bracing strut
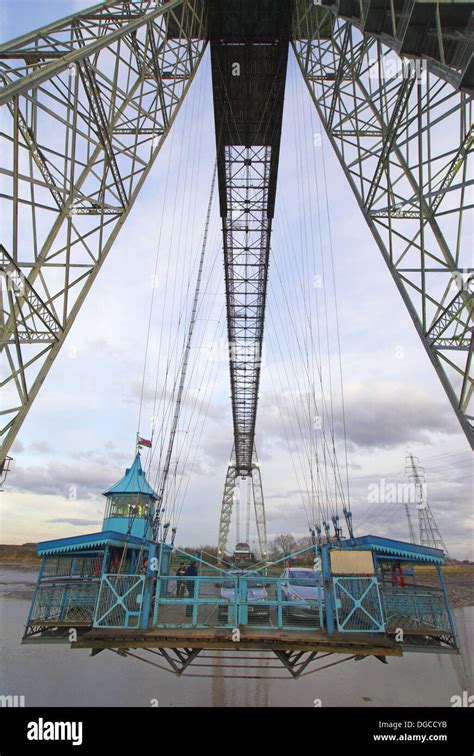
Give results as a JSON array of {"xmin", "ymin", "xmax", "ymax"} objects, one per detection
[
  {"xmin": 0, "ymin": 0, "xmax": 208, "ymax": 463},
  {"xmin": 292, "ymin": 2, "xmax": 474, "ymax": 447}
]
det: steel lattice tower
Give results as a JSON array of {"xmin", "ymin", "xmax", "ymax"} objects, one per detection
[
  {"xmin": 406, "ymin": 453, "xmax": 450, "ymax": 557},
  {"xmin": 404, "ymin": 502, "xmax": 417, "ymax": 545},
  {"xmin": 0, "ymin": 1, "xmax": 473, "ymax": 551}
]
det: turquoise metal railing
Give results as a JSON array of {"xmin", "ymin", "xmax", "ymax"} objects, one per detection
[
  {"xmin": 93, "ymin": 574, "xmax": 146, "ymax": 628},
  {"xmin": 28, "ymin": 580, "xmax": 99, "ymax": 625},
  {"xmin": 152, "ymin": 575, "xmax": 324, "ymax": 630},
  {"xmin": 333, "ymin": 577, "xmax": 385, "ymax": 632},
  {"xmin": 153, "ymin": 575, "xmax": 237, "ymax": 628},
  {"xmin": 27, "ymin": 571, "xmax": 453, "ymax": 641},
  {"xmin": 41, "ymin": 554, "xmax": 103, "ymax": 579},
  {"xmin": 382, "ymin": 588, "xmax": 451, "ymax": 633}
]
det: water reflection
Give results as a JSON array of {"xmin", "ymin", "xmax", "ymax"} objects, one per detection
[
  {"xmin": 211, "ymin": 652, "xmax": 269, "ymax": 707},
  {"xmin": 452, "ymin": 608, "xmax": 473, "ymax": 693}
]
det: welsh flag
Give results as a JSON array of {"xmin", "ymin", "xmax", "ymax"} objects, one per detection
[{"xmin": 137, "ymin": 436, "xmax": 152, "ymax": 448}]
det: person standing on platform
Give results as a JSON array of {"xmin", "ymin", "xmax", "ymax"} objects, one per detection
[
  {"xmin": 185, "ymin": 561, "xmax": 198, "ymax": 616},
  {"xmin": 176, "ymin": 561, "xmax": 186, "ymax": 598}
]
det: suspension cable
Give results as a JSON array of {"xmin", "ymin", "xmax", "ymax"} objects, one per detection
[{"xmin": 153, "ymin": 165, "xmax": 217, "ymax": 537}]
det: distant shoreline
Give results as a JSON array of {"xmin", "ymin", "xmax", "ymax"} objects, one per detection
[
  {"xmin": 0, "ymin": 545, "xmax": 40, "ymax": 566},
  {"xmin": 0, "ymin": 559, "xmax": 39, "ymax": 569},
  {"xmin": 0, "ymin": 551, "xmax": 472, "ymax": 609}
]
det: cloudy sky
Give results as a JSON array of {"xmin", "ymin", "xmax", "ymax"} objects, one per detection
[{"xmin": 1, "ymin": 0, "xmax": 472, "ymax": 559}]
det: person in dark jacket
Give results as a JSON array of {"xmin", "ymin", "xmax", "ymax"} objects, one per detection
[
  {"xmin": 185, "ymin": 561, "xmax": 198, "ymax": 616},
  {"xmin": 176, "ymin": 561, "xmax": 186, "ymax": 598}
]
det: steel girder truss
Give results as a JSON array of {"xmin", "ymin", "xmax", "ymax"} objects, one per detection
[
  {"xmin": 303, "ymin": 0, "xmax": 474, "ymax": 94},
  {"xmin": 211, "ymin": 1, "xmax": 289, "ymax": 558},
  {"xmin": 251, "ymin": 451, "xmax": 267, "ymax": 561},
  {"xmin": 292, "ymin": 6, "xmax": 474, "ymax": 447},
  {"xmin": 0, "ymin": 0, "xmax": 207, "ymax": 463},
  {"xmin": 217, "ymin": 450, "xmax": 238, "ymax": 561},
  {"xmin": 222, "ymin": 145, "xmax": 272, "ymax": 473},
  {"xmin": 109, "ymin": 646, "xmax": 360, "ymax": 679},
  {"xmin": 217, "ymin": 443, "xmax": 267, "ymax": 561}
]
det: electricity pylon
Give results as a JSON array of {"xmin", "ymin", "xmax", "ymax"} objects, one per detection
[{"xmin": 406, "ymin": 454, "xmax": 450, "ymax": 558}]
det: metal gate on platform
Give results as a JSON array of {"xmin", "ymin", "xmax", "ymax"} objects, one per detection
[
  {"xmin": 152, "ymin": 574, "xmax": 324, "ymax": 631},
  {"xmin": 152, "ymin": 547, "xmax": 324, "ymax": 632},
  {"xmin": 93, "ymin": 574, "xmax": 146, "ymax": 629},
  {"xmin": 333, "ymin": 576, "xmax": 385, "ymax": 633}
]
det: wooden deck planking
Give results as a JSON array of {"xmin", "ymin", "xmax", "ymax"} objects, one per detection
[{"xmin": 72, "ymin": 626, "xmax": 403, "ymax": 657}]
